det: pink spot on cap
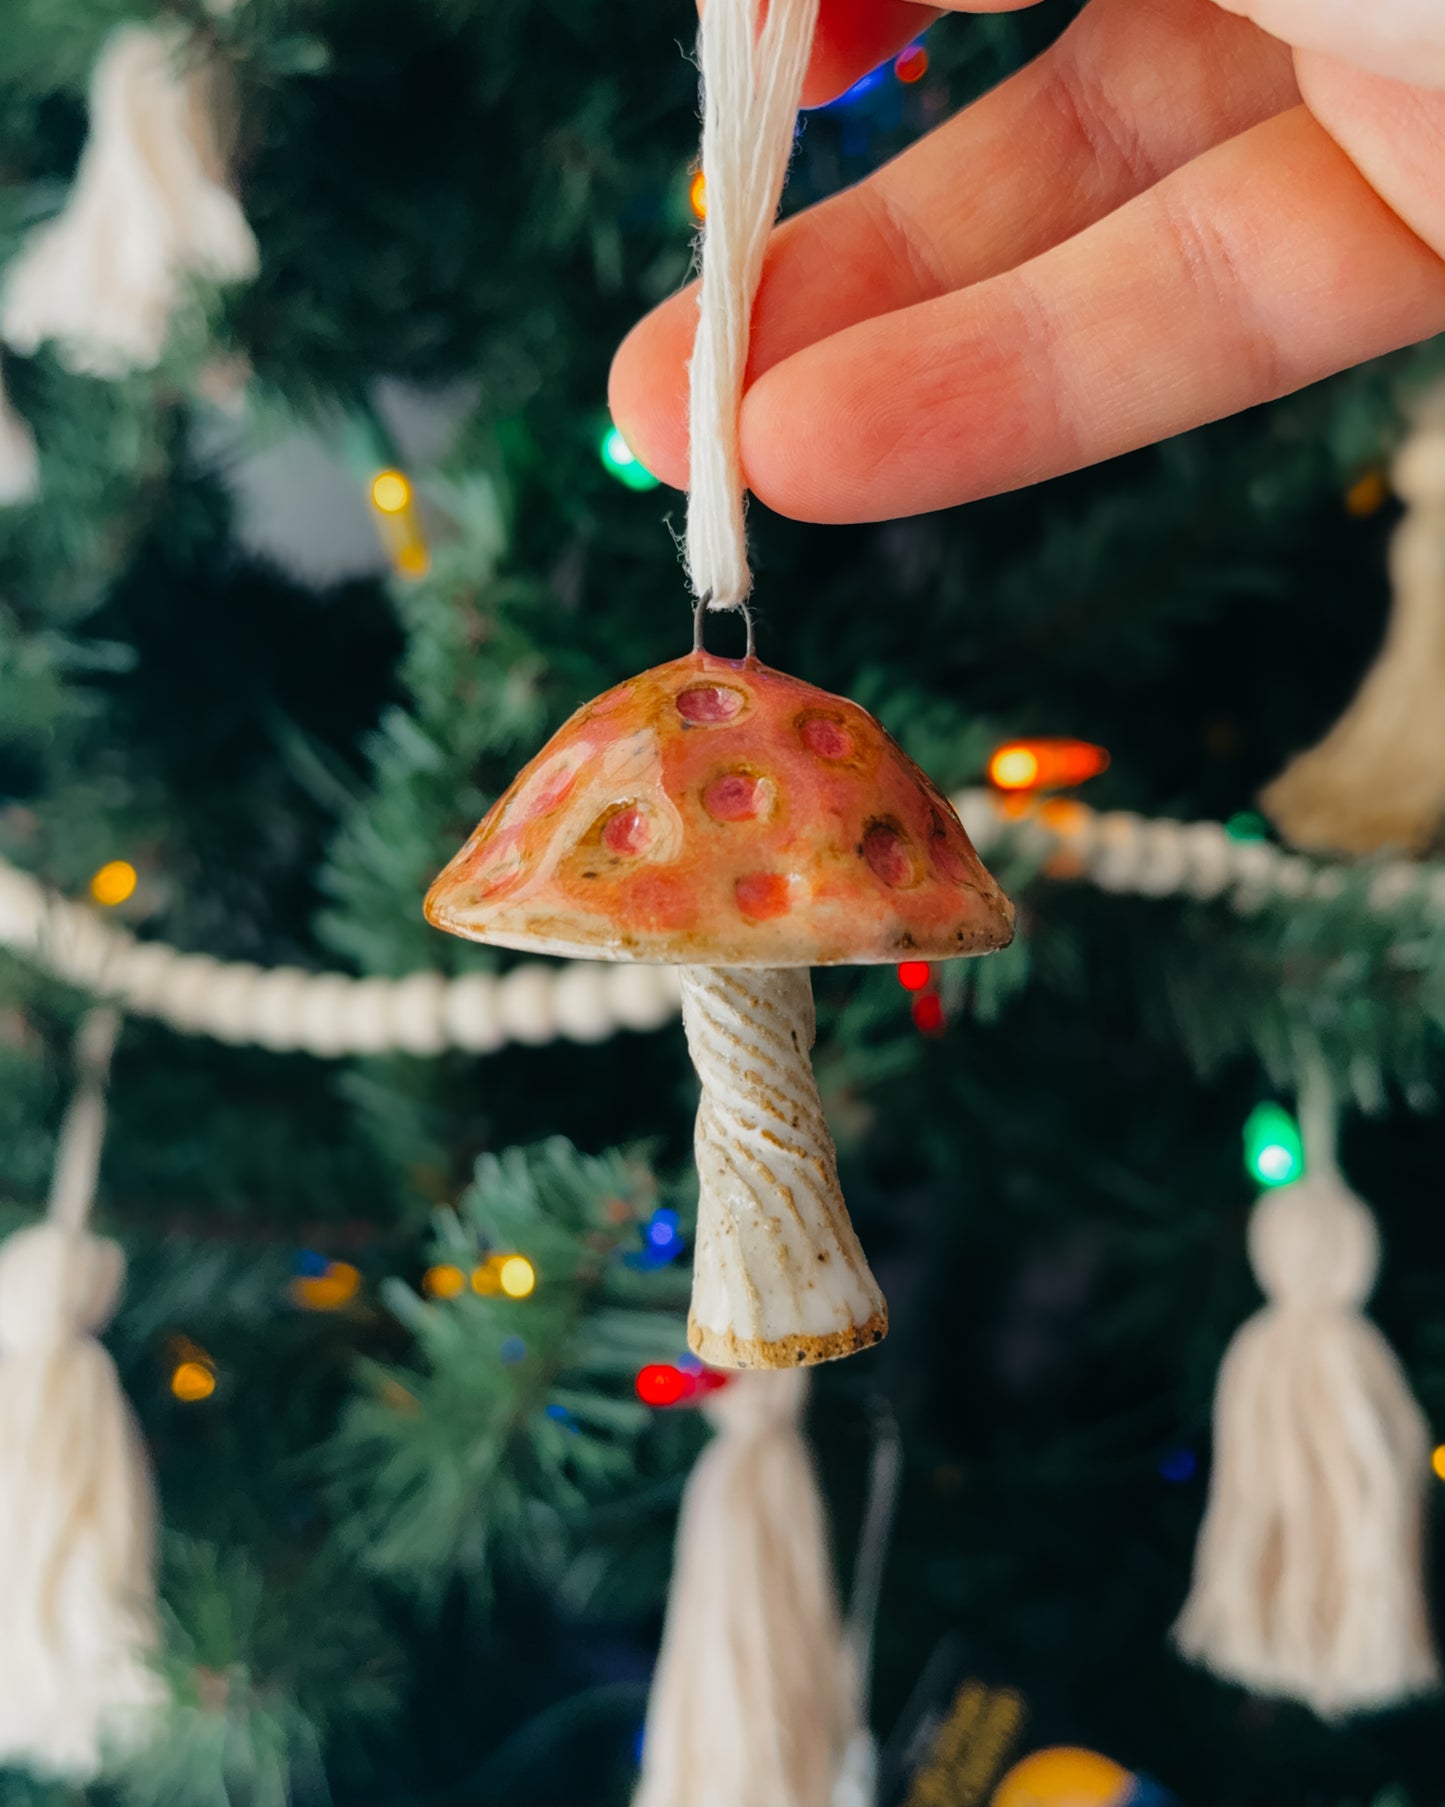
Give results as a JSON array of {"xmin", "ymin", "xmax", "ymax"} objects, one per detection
[
  {"xmin": 473, "ymin": 844, "xmax": 524, "ymax": 899},
  {"xmin": 602, "ymin": 806, "xmax": 651, "ymax": 856},
  {"xmin": 677, "ymin": 684, "xmax": 745, "ymax": 724},
  {"xmin": 735, "ymin": 872, "xmax": 795, "ymax": 921},
  {"xmin": 800, "ymin": 714, "xmax": 855, "ymax": 761},
  {"xmin": 704, "ymin": 771, "xmax": 772, "ymax": 823},
  {"xmin": 863, "ymin": 822, "xmax": 918, "ymax": 889}
]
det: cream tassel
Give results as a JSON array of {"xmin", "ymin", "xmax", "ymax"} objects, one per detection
[
  {"xmin": 635, "ymin": 1370, "xmax": 864, "ymax": 1807},
  {"xmin": 1260, "ymin": 384, "xmax": 1445, "ymax": 854},
  {"xmin": 0, "ymin": 1008, "xmax": 163, "ymax": 1776},
  {"xmin": 0, "ymin": 359, "xmax": 39, "ymax": 506},
  {"xmin": 1173, "ymin": 1071, "xmax": 1439, "ymax": 1717},
  {"xmin": 1, "ymin": 23, "xmax": 258, "ymax": 378}
]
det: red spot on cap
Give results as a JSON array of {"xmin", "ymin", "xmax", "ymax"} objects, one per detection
[
  {"xmin": 678, "ymin": 684, "xmax": 745, "ymax": 724},
  {"xmin": 800, "ymin": 714, "xmax": 855, "ymax": 761},
  {"xmin": 863, "ymin": 822, "xmax": 918, "ymax": 889},
  {"xmin": 602, "ymin": 806, "xmax": 651, "ymax": 856},
  {"xmin": 735, "ymin": 872, "xmax": 795, "ymax": 920},
  {"xmin": 704, "ymin": 770, "xmax": 772, "ymax": 823}
]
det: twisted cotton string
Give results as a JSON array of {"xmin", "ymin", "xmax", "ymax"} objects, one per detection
[
  {"xmin": 47, "ymin": 1006, "xmax": 122, "ymax": 1233},
  {"xmin": 686, "ymin": 0, "xmax": 820, "ymax": 608},
  {"xmin": 0, "ymin": 800, "xmax": 1442, "ymax": 1059}
]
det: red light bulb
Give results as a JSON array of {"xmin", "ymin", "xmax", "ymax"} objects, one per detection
[
  {"xmin": 912, "ymin": 994, "xmax": 945, "ymax": 1036},
  {"xmin": 897, "ymin": 961, "xmax": 931, "ymax": 992},
  {"xmin": 636, "ymin": 1363, "xmax": 689, "ymax": 1407}
]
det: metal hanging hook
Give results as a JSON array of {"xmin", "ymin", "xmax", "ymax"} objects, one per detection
[{"xmin": 691, "ymin": 591, "xmax": 756, "ymax": 660}]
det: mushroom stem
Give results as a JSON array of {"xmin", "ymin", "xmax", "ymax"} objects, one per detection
[{"xmin": 678, "ymin": 965, "xmax": 887, "ymax": 1368}]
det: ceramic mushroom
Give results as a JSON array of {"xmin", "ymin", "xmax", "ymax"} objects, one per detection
[{"xmin": 425, "ymin": 648, "xmax": 1013, "ymax": 1367}]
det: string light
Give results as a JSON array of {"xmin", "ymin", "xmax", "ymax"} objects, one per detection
[
  {"xmin": 90, "ymin": 860, "xmax": 137, "ymax": 906},
  {"xmin": 825, "ymin": 65, "xmax": 886, "ymax": 108},
  {"xmin": 645, "ymin": 1207, "xmax": 681, "ymax": 1254},
  {"xmin": 423, "ymin": 1264, "xmax": 466, "ymax": 1299},
  {"xmin": 471, "ymin": 1258, "xmax": 502, "ymax": 1296},
  {"xmin": 599, "ymin": 425, "xmax": 660, "ymax": 492},
  {"xmin": 498, "ymin": 1255, "xmax": 536, "ymax": 1299},
  {"xmin": 1224, "ymin": 811, "xmax": 1268, "ymax": 843},
  {"xmin": 171, "ymin": 1359, "xmax": 216, "ymax": 1402},
  {"xmin": 367, "ymin": 468, "xmax": 429, "ymax": 578},
  {"xmin": 500, "ymin": 1334, "xmax": 527, "ymax": 1365},
  {"xmin": 989, "ymin": 740, "xmax": 1109, "ymax": 792},
  {"xmin": 1432, "ymin": 1445, "xmax": 1445, "ymax": 1482},
  {"xmin": 1159, "ymin": 1448, "xmax": 1197, "ymax": 1483},
  {"xmin": 636, "ymin": 1363, "xmax": 690, "ymax": 1407},
  {"xmin": 370, "ymin": 470, "xmax": 410, "ymax": 514},
  {"xmin": 911, "ymin": 993, "xmax": 945, "ymax": 1036},
  {"xmin": 1244, "ymin": 1103, "xmax": 1304, "ymax": 1189},
  {"xmin": 897, "ymin": 961, "xmax": 931, "ymax": 992},
  {"xmin": 893, "ymin": 43, "xmax": 928, "ymax": 82},
  {"xmin": 688, "ymin": 169, "xmax": 707, "ymax": 220},
  {"xmin": 1345, "ymin": 468, "xmax": 1388, "ymax": 517},
  {"xmin": 168, "ymin": 1338, "xmax": 217, "ymax": 1403},
  {"xmin": 290, "ymin": 1259, "xmax": 361, "ymax": 1311}
]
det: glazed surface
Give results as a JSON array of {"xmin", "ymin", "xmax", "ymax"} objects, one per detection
[{"xmin": 425, "ymin": 651, "xmax": 1014, "ymax": 965}]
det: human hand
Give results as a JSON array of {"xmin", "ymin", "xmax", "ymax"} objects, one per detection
[{"xmin": 609, "ymin": 0, "xmax": 1445, "ymax": 523}]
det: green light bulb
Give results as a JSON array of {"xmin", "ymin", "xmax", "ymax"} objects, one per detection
[
  {"xmin": 600, "ymin": 426, "xmax": 660, "ymax": 492},
  {"xmin": 1243, "ymin": 1102, "xmax": 1303, "ymax": 1188}
]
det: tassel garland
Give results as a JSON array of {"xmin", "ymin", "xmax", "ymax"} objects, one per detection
[
  {"xmin": 1261, "ymin": 383, "xmax": 1445, "ymax": 855},
  {"xmin": 1173, "ymin": 1077, "xmax": 1439, "ymax": 1717},
  {"xmin": 635, "ymin": 1370, "xmax": 863, "ymax": 1807},
  {"xmin": 0, "ymin": 1009, "xmax": 163, "ymax": 1776},
  {"xmin": 1, "ymin": 24, "xmax": 258, "ymax": 378}
]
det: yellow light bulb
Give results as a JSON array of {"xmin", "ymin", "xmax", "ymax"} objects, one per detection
[
  {"xmin": 1432, "ymin": 1445, "xmax": 1445, "ymax": 1482},
  {"xmin": 171, "ymin": 1360, "xmax": 216, "ymax": 1403},
  {"xmin": 371, "ymin": 469, "xmax": 411, "ymax": 515},
  {"xmin": 1344, "ymin": 469, "xmax": 1388, "ymax": 518},
  {"xmin": 989, "ymin": 747, "xmax": 1041, "ymax": 790},
  {"xmin": 90, "ymin": 860, "xmax": 138, "ymax": 906},
  {"xmin": 290, "ymin": 1261, "xmax": 362, "ymax": 1311},
  {"xmin": 499, "ymin": 1255, "xmax": 536, "ymax": 1299},
  {"xmin": 689, "ymin": 169, "xmax": 707, "ymax": 220}
]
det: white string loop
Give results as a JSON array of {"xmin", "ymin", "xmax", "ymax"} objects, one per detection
[{"xmin": 686, "ymin": 0, "xmax": 820, "ymax": 609}]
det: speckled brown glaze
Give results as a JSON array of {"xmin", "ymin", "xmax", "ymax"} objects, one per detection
[
  {"xmin": 425, "ymin": 650, "xmax": 1013, "ymax": 966},
  {"xmin": 687, "ymin": 1309, "xmax": 888, "ymax": 1369}
]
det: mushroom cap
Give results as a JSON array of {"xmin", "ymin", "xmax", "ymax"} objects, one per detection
[{"xmin": 425, "ymin": 651, "xmax": 1014, "ymax": 966}]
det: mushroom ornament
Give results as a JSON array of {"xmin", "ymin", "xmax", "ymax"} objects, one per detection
[{"xmin": 425, "ymin": 631, "xmax": 1014, "ymax": 1369}]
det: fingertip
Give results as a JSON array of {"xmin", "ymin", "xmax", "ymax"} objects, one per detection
[
  {"xmin": 607, "ymin": 291, "xmax": 697, "ymax": 492},
  {"xmin": 802, "ymin": 0, "xmax": 937, "ymax": 108}
]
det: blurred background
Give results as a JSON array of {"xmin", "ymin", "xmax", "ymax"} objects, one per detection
[{"xmin": 1, "ymin": 1, "xmax": 1443, "ymax": 1803}]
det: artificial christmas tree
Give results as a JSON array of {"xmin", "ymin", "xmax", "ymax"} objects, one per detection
[{"xmin": 1, "ymin": 0, "xmax": 1443, "ymax": 1803}]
